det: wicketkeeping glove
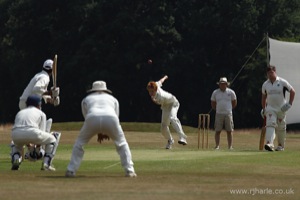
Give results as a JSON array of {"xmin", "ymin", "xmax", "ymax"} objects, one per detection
[
  {"xmin": 281, "ymin": 103, "xmax": 292, "ymax": 112},
  {"xmin": 97, "ymin": 133, "xmax": 110, "ymax": 144}
]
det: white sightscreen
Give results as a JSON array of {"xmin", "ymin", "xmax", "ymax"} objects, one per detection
[{"xmin": 269, "ymin": 37, "xmax": 300, "ymax": 124}]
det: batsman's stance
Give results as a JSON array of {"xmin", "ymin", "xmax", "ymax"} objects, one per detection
[
  {"xmin": 66, "ymin": 81, "xmax": 136, "ymax": 177},
  {"xmin": 19, "ymin": 59, "xmax": 60, "ymax": 109},
  {"xmin": 261, "ymin": 65, "xmax": 295, "ymax": 151},
  {"xmin": 146, "ymin": 75, "xmax": 187, "ymax": 149},
  {"xmin": 15, "ymin": 59, "xmax": 60, "ymax": 161}
]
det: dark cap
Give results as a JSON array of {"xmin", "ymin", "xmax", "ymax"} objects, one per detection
[
  {"xmin": 26, "ymin": 95, "xmax": 42, "ymax": 107},
  {"xmin": 266, "ymin": 65, "xmax": 276, "ymax": 72}
]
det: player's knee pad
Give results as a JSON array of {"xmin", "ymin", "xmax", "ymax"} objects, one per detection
[
  {"xmin": 266, "ymin": 118, "xmax": 277, "ymax": 128},
  {"xmin": 265, "ymin": 126, "xmax": 276, "ymax": 144},
  {"xmin": 276, "ymin": 129, "xmax": 286, "ymax": 147},
  {"xmin": 45, "ymin": 143, "xmax": 55, "ymax": 158},
  {"xmin": 45, "ymin": 132, "xmax": 61, "ymax": 157},
  {"xmin": 11, "ymin": 152, "xmax": 21, "ymax": 163},
  {"xmin": 46, "ymin": 118, "xmax": 53, "ymax": 132},
  {"xmin": 277, "ymin": 120, "xmax": 286, "ymax": 131}
]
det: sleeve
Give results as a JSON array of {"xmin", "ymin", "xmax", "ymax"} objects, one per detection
[
  {"xmin": 231, "ymin": 90, "xmax": 237, "ymax": 100},
  {"xmin": 114, "ymin": 99, "xmax": 120, "ymax": 117},
  {"xmin": 283, "ymin": 79, "xmax": 293, "ymax": 91},
  {"xmin": 211, "ymin": 90, "xmax": 216, "ymax": 101},
  {"xmin": 81, "ymin": 99, "xmax": 87, "ymax": 119},
  {"xmin": 156, "ymin": 81, "xmax": 162, "ymax": 88},
  {"xmin": 32, "ymin": 76, "xmax": 49, "ymax": 96},
  {"xmin": 261, "ymin": 83, "xmax": 266, "ymax": 95}
]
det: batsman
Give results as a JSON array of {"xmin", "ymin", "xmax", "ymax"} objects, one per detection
[
  {"xmin": 13, "ymin": 56, "xmax": 60, "ymax": 161},
  {"xmin": 261, "ymin": 65, "xmax": 295, "ymax": 151},
  {"xmin": 19, "ymin": 57, "xmax": 60, "ymax": 109}
]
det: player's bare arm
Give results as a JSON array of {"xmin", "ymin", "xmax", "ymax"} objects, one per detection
[
  {"xmin": 211, "ymin": 101, "xmax": 216, "ymax": 110},
  {"xmin": 289, "ymin": 88, "xmax": 295, "ymax": 105},
  {"xmin": 159, "ymin": 75, "xmax": 168, "ymax": 84}
]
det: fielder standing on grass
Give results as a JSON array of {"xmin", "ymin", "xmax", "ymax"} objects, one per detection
[
  {"xmin": 65, "ymin": 81, "xmax": 137, "ymax": 177},
  {"xmin": 146, "ymin": 75, "xmax": 187, "ymax": 149},
  {"xmin": 261, "ymin": 65, "xmax": 295, "ymax": 151},
  {"xmin": 211, "ymin": 77, "xmax": 237, "ymax": 150}
]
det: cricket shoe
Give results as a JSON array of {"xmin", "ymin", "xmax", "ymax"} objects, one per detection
[
  {"xmin": 264, "ymin": 144, "xmax": 274, "ymax": 152},
  {"xmin": 166, "ymin": 139, "xmax": 174, "ymax": 149},
  {"xmin": 275, "ymin": 146, "xmax": 284, "ymax": 151},
  {"xmin": 125, "ymin": 172, "xmax": 137, "ymax": 178},
  {"xmin": 178, "ymin": 137, "xmax": 187, "ymax": 145},
  {"xmin": 65, "ymin": 170, "xmax": 76, "ymax": 177},
  {"xmin": 11, "ymin": 153, "xmax": 22, "ymax": 170},
  {"xmin": 41, "ymin": 163, "xmax": 56, "ymax": 171},
  {"xmin": 11, "ymin": 158, "xmax": 21, "ymax": 170}
]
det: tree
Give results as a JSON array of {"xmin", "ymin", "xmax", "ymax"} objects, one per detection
[{"xmin": 1, "ymin": 0, "xmax": 300, "ymax": 128}]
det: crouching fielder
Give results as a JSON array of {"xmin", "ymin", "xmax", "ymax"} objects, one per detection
[
  {"xmin": 65, "ymin": 81, "xmax": 136, "ymax": 177},
  {"xmin": 11, "ymin": 95, "xmax": 60, "ymax": 171},
  {"xmin": 261, "ymin": 65, "xmax": 295, "ymax": 151}
]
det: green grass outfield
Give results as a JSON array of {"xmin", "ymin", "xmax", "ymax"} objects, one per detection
[{"xmin": 0, "ymin": 122, "xmax": 300, "ymax": 200}]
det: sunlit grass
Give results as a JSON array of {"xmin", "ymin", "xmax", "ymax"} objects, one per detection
[{"xmin": 0, "ymin": 123, "xmax": 299, "ymax": 200}]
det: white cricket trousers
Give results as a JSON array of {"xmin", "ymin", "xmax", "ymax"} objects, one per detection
[
  {"xmin": 11, "ymin": 127, "xmax": 56, "ymax": 153},
  {"xmin": 67, "ymin": 114, "xmax": 135, "ymax": 174},
  {"xmin": 161, "ymin": 101, "xmax": 187, "ymax": 140},
  {"xmin": 265, "ymin": 107, "xmax": 287, "ymax": 147}
]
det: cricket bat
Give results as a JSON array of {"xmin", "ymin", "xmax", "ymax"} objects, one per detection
[
  {"xmin": 259, "ymin": 117, "xmax": 266, "ymax": 150},
  {"xmin": 52, "ymin": 54, "xmax": 57, "ymax": 89}
]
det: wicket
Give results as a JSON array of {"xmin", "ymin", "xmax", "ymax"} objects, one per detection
[{"xmin": 198, "ymin": 114, "xmax": 210, "ymax": 149}]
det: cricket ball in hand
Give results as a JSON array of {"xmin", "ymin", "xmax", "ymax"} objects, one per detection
[{"xmin": 148, "ymin": 59, "xmax": 152, "ymax": 64}]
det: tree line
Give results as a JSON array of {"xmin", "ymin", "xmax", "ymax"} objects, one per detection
[{"xmin": 1, "ymin": 0, "xmax": 300, "ymax": 128}]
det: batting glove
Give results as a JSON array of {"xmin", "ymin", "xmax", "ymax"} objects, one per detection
[
  {"xmin": 53, "ymin": 96, "xmax": 60, "ymax": 106},
  {"xmin": 51, "ymin": 87, "xmax": 60, "ymax": 98},
  {"xmin": 281, "ymin": 103, "xmax": 292, "ymax": 112},
  {"xmin": 42, "ymin": 95, "xmax": 52, "ymax": 104},
  {"xmin": 260, "ymin": 109, "xmax": 265, "ymax": 119}
]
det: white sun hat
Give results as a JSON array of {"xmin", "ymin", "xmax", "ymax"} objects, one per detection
[
  {"xmin": 216, "ymin": 77, "xmax": 230, "ymax": 85},
  {"xmin": 87, "ymin": 81, "xmax": 112, "ymax": 94}
]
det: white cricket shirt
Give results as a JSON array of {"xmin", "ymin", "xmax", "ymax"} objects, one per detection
[
  {"xmin": 81, "ymin": 92, "xmax": 119, "ymax": 119},
  {"xmin": 19, "ymin": 70, "xmax": 50, "ymax": 100},
  {"xmin": 262, "ymin": 76, "xmax": 293, "ymax": 109},
  {"xmin": 153, "ymin": 81, "xmax": 176, "ymax": 106},
  {"xmin": 12, "ymin": 106, "xmax": 46, "ymax": 131}
]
